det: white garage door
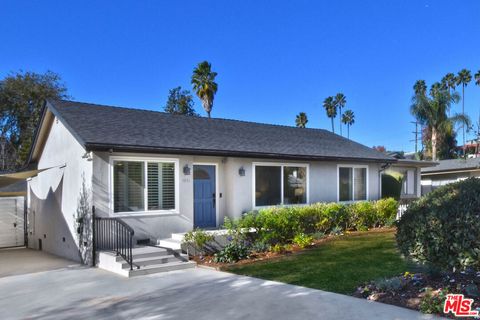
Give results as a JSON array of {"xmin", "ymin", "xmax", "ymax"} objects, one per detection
[{"xmin": 0, "ymin": 197, "xmax": 25, "ymax": 248}]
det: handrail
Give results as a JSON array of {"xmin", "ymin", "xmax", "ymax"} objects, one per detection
[{"xmin": 92, "ymin": 206, "xmax": 137, "ymax": 270}]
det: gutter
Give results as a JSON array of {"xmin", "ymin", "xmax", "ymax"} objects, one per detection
[{"xmin": 85, "ymin": 143, "xmax": 398, "ymax": 164}]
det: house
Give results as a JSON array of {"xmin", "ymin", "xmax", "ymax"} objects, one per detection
[
  {"xmin": 421, "ymin": 158, "xmax": 480, "ymax": 195},
  {"xmin": 25, "ymin": 99, "xmax": 431, "ymax": 273}
]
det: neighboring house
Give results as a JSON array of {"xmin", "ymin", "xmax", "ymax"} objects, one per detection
[
  {"xmin": 421, "ymin": 158, "xmax": 480, "ymax": 195},
  {"xmin": 384, "ymin": 159, "xmax": 437, "ymax": 200},
  {"xmin": 25, "ymin": 100, "xmax": 430, "ymax": 264}
]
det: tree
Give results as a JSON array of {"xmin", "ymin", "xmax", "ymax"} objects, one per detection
[
  {"xmin": 323, "ymin": 96, "xmax": 336, "ymax": 133},
  {"xmin": 441, "ymin": 73, "xmax": 457, "ymax": 94},
  {"xmin": 0, "ymin": 71, "xmax": 68, "ymax": 168},
  {"xmin": 164, "ymin": 86, "xmax": 197, "ymax": 116},
  {"xmin": 372, "ymin": 145, "xmax": 386, "ymax": 153},
  {"xmin": 341, "ymin": 109, "xmax": 355, "ymax": 139},
  {"xmin": 456, "ymin": 68, "xmax": 472, "ymax": 154},
  {"xmin": 191, "ymin": 61, "xmax": 218, "ymax": 118},
  {"xmin": 411, "ymin": 83, "xmax": 469, "ymax": 161},
  {"xmin": 295, "ymin": 112, "xmax": 308, "ymax": 128},
  {"xmin": 413, "ymin": 80, "xmax": 427, "ymax": 96},
  {"xmin": 333, "ymin": 93, "xmax": 346, "ymax": 136},
  {"xmin": 429, "ymin": 82, "xmax": 442, "ymax": 97},
  {"xmin": 475, "ymin": 70, "xmax": 480, "ymax": 86}
]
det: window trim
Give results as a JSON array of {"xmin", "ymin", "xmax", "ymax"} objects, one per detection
[
  {"xmin": 109, "ymin": 155, "xmax": 180, "ymax": 216},
  {"xmin": 337, "ymin": 164, "xmax": 369, "ymax": 202},
  {"xmin": 252, "ymin": 162, "xmax": 310, "ymax": 208}
]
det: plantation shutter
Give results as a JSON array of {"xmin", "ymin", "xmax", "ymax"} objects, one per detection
[{"xmin": 147, "ymin": 162, "xmax": 175, "ymax": 210}]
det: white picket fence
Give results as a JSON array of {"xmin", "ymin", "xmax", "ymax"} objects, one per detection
[{"xmin": 396, "ymin": 204, "xmax": 409, "ymax": 220}]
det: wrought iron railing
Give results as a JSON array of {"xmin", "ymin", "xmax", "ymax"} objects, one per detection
[{"xmin": 92, "ymin": 206, "xmax": 137, "ymax": 270}]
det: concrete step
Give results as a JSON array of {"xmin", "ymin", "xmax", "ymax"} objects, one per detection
[
  {"xmin": 121, "ymin": 254, "xmax": 187, "ymax": 269},
  {"xmin": 127, "ymin": 261, "xmax": 196, "ymax": 277},
  {"xmin": 170, "ymin": 232, "xmax": 186, "ymax": 241},
  {"xmin": 157, "ymin": 238, "xmax": 182, "ymax": 250},
  {"xmin": 113, "ymin": 246, "xmax": 170, "ymax": 262}
]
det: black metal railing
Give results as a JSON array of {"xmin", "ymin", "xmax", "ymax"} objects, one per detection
[{"xmin": 92, "ymin": 206, "xmax": 137, "ymax": 270}]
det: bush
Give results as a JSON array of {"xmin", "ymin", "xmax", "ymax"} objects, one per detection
[
  {"xmin": 213, "ymin": 242, "xmax": 250, "ymax": 263},
  {"xmin": 182, "ymin": 229, "xmax": 215, "ymax": 255},
  {"xmin": 293, "ymin": 233, "xmax": 313, "ymax": 248},
  {"xmin": 236, "ymin": 198, "xmax": 398, "ymax": 246},
  {"xmin": 397, "ymin": 178, "xmax": 480, "ymax": 271}
]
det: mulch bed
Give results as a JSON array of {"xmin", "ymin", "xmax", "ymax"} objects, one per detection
[{"xmin": 352, "ymin": 269, "xmax": 480, "ymax": 318}]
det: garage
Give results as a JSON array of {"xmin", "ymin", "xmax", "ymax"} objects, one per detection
[{"xmin": 0, "ymin": 196, "xmax": 25, "ymax": 248}]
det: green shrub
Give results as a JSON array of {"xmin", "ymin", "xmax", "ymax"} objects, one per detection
[
  {"xmin": 349, "ymin": 201, "xmax": 376, "ymax": 229},
  {"xmin": 397, "ymin": 178, "xmax": 480, "ymax": 271},
  {"xmin": 293, "ymin": 233, "xmax": 314, "ymax": 248},
  {"xmin": 182, "ymin": 228, "xmax": 215, "ymax": 255},
  {"xmin": 374, "ymin": 197, "xmax": 398, "ymax": 226},
  {"xmin": 316, "ymin": 202, "xmax": 348, "ymax": 232},
  {"xmin": 381, "ymin": 172, "xmax": 403, "ymax": 200},
  {"xmin": 213, "ymin": 242, "xmax": 250, "ymax": 263},
  {"xmin": 419, "ymin": 288, "xmax": 449, "ymax": 314}
]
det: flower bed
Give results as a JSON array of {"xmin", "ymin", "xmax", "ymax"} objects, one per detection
[{"xmin": 353, "ymin": 270, "xmax": 480, "ymax": 318}]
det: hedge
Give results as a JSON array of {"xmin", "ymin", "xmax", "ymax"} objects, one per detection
[
  {"xmin": 235, "ymin": 198, "xmax": 398, "ymax": 245},
  {"xmin": 396, "ymin": 178, "xmax": 480, "ymax": 271}
]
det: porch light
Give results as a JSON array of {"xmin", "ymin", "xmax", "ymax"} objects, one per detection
[
  {"xmin": 183, "ymin": 164, "xmax": 191, "ymax": 175},
  {"xmin": 238, "ymin": 166, "xmax": 245, "ymax": 176}
]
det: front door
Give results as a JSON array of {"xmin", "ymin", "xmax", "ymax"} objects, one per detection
[{"xmin": 193, "ymin": 165, "xmax": 216, "ymax": 228}]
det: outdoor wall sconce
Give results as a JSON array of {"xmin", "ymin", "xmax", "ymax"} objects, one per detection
[
  {"xmin": 238, "ymin": 166, "xmax": 245, "ymax": 176},
  {"xmin": 183, "ymin": 164, "xmax": 191, "ymax": 175}
]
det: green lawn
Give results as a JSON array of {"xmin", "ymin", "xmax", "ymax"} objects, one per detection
[{"xmin": 226, "ymin": 230, "xmax": 414, "ymax": 294}]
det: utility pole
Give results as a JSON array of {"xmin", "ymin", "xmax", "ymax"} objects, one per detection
[{"xmin": 410, "ymin": 121, "xmax": 419, "ymax": 153}]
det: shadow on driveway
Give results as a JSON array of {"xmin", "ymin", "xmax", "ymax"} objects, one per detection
[{"xmin": 0, "ymin": 247, "xmax": 78, "ymax": 278}]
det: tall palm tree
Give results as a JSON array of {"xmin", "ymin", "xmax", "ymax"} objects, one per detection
[
  {"xmin": 430, "ymin": 82, "xmax": 442, "ymax": 97},
  {"xmin": 341, "ymin": 110, "xmax": 355, "ymax": 139},
  {"xmin": 475, "ymin": 70, "xmax": 480, "ymax": 86},
  {"xmin": 413, "ymin": 80, "xmax": 427, "ymax": 96},
  {"xmin": 456, "ymin": 69, "xmax": 472, "ymax": 154},
  {"xmin": 441, "ymin": 73, "xmax": 457, "ymax": 94},
  {"xmin": 333, "ymin": 93, "xmax": 346, "ymax": 136},
  {"xmin": 323, "ymin": 96, "xmax": 337, "ymax": 133},
  {"xmin": 411, "ymin": 87, "xmax": 469, "ymax": 161},
  {"xmin": 295, "ymin": 112, "xmax": 308, "ymax": 128},
  {"xmin": 191, "ymin": 61, "xmax": 218, "ymax": 118}
]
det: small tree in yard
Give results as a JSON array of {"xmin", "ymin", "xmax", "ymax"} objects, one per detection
[
  {"xmin": 164, "ymin": 86, "xmax": 198, "ymax": 116},
  {"xmin": 74, "ymin": 175, "xmax": 93, "ymax": 265}
]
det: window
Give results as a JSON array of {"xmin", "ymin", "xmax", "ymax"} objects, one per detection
[
  {"xmin": 112, "ymin": 159, "xmax": 177, "ymax": 213},
  {"xmin": 338, "ymin": 166, "xmax": 367, "ymax": 201},
  {"xmin": 254, "ymin": 164, "xmax": 308, "ymax": 207}
]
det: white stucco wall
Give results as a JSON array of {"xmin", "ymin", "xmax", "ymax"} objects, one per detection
[
  {"xmin": 27, "ymin": 117, "xmax": 92, "ymax": 262},
  {"xmin": 92, "ymin": 152, "xmax": 385, "ymax": 241}
]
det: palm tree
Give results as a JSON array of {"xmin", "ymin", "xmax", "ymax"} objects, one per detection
[
  {"xmin": 341, "ymin": 110, "xmax": 355, "ymax": 139},
  {"xmin": 430, "ymin": 82, "xmax": 442, "ymax": 97},
  {"xmin": 413, "ymin": 80, "xmax": 427, "ymax": 96},
  {"xmin": 441, "ymin": 73, "xmax": 457, "ymax": 94},
  {"xmin": 411, "ymin": 87, "xmax": 469, "ymax": 161},
  {"xmin": 333, "ymin": 93, "xmax": 346, "ymax": 136},
  {"xmin": 475, "ymin": 70, "xmax": 480, "ymax": 86},
  {"xmin": 191, "ymin": 61, "xmax": 218, "ymax": 118},
  {"xmin": 323, "ymin": 96, "xmax": 337, "ymax": 133},
  {"xmin": 295, "ymin": 112, "xmax": 308, "ymax": 128},
  {"xmin": 456, "ymin": 69, "xmax": 472, "ymax": 154}
]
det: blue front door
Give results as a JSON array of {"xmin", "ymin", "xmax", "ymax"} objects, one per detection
[{"xmin": 193, "ymin": 165, "xmax": 216, "ymax": 228}]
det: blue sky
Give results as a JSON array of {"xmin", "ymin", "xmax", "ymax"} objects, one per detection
[{"xmin": 1, "ymin": 1, "xmax": 479, "ymax": 151}]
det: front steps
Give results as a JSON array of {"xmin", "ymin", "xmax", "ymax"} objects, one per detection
[{"xmin": 97, "ymin": 246, "xmax": 196, "ymax": 277}]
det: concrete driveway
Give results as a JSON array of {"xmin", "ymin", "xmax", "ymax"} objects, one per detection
[
  {"xmin": 0, "ymin": 265, "xmax": 441, "ymax": 320},
  {"xmin": 0, "ymin": 247, "xmax": 78, "ymax": 278}
]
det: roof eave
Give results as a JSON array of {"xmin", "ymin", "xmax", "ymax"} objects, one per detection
[{"xmin": 85, "ymin": 143, "xmax": 397, "ymax": 163}]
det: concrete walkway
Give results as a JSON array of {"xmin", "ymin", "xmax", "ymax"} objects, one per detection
[
  {"xmin": 0, "ymin": 266, "xmax": 441, "ymax": 320},
  {"xmin": 0, "ymin": 247, "xmax": 78, "ymax": 278}
]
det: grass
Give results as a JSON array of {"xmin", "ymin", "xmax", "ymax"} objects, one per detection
[{"xmin": 226, "ymin": 230, "xmax": 414, "ymax": 294}]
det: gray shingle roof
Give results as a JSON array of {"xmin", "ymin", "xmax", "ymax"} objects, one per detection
[
  {"xmin": 46, "ymin": 100, "xmax": 394, "ymax": 162},
  {"xmin": 422, "ymin": 158, "xmax": 480, "ymax": 173}
]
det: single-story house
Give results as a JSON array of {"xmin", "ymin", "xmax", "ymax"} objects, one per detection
[
  {"xmin": 421, "ymin": 158, "xmax": 480, "ymax": 195},
  {"xmin": 25, "ymin": 100, "xmax": 431, "ymax": 265}
]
